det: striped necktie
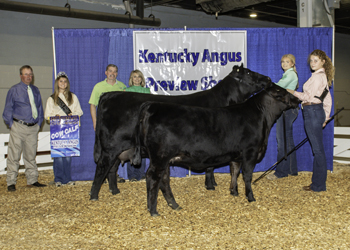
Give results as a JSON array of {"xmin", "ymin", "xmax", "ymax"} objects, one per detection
[{"xmin": 27, "ymin": 85, "xmax": 38, "ymax": 119}]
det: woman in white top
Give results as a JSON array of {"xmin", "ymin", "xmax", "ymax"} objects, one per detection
[{"xmin": 45, "ymin": 72, "xmax": 83, "ymax": 187}]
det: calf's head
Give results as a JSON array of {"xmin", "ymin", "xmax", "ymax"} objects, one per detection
[
  {"xmin": 230, "ymin": 64, "xmax": 272, "ymax": 93},
  {"xmin": 266, "ymin": 84, "xmax": 300, "ymax": 109}
]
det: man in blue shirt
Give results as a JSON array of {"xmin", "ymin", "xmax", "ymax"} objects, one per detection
[{"xmin": 3, "ymin": 65, "xmax": 46, "ymax": 191}]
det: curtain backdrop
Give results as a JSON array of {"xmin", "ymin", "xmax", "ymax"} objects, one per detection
[
  {"xmin": 53, "ymin": 27, "xmax": 333, "ymax": 181},
  {"xmin": 54, "ymin": 29, "xmax": 110, "ymax": 180}
]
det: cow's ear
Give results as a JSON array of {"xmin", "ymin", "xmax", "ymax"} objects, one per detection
[{"xmin": 240, "ymin": 63, "xmax": 244, "ymax": 68}]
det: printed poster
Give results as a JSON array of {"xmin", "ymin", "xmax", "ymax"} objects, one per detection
[{"xmin": 50, "ymin": 116, "xmax": 80, "ymax": 157}]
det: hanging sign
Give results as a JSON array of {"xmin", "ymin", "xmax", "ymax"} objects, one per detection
[
  {"xmin": 50, "ymin": 115, "xmax": 80, "ymax": 157},
  {"xmin": 134, "ymin": 30, "xmax": 247, "ymax": 95}
]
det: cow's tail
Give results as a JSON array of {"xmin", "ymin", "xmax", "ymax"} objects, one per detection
[
  {"xmin": 93, "ymin": 128, "xmax": 101, "ymax": 164},
  {"xmin": 93, "ymin": 98, "xmax": 104, "ymax": 164},
  {"xmin": 132, "ymin": 102, "xmax": 152, "ymax": 166}
]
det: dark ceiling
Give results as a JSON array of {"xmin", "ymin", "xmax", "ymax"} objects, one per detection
[{"xmin": 142, "ymin": 0, "xmax": 350, "ymax": 35}]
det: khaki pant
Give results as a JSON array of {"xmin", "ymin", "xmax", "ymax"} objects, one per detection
[{"xmin": 6, "ymin": 121, "xmax": 40, "ymax": 186}]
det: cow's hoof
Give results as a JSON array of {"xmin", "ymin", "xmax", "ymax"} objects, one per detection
[
  {"xmin": 174, "ymin": 206, "xmax": 182, "ymax": 211},
  {"xmin": 90, "ymin": 197, "xmax": 98, "ymax": 201},
  {"xmin": 109, "ymin": 189, "xmax": 120, "ymax": 195},
  {"xmin": 205, "ymin": 186, "xmax": 215, "ymax": 191},
  {"xmin": 168, "ymin": 203, "xmax": 182, "ymax": 211},
  {"xmin": 230, "ymin": 191, "xmax": 239, "ymax": 196},
  {"xmin": 247, "ymin": 196, "xmax": 256, "ymax": 202},
  {"xmin": 151, "ymin": 212, "xmax": 160, "ymax": 217}
]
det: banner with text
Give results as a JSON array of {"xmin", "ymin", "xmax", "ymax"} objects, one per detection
[
  {"xmin": 50, "ymin": 116, "xmax": 80, "ymax": 158},
  {"xmin": 134, "ymin": 30, "xmax": 247, "ymax": 95}
]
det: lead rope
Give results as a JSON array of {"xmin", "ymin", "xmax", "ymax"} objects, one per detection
[{"xmin": 253, "ymin": 107, "xmax": 344, "ymax": 184}]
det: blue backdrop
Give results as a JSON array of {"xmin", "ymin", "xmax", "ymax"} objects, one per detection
[{"xmin": 53, "ymin": 27, "xmax": 334, "ymax": 181}]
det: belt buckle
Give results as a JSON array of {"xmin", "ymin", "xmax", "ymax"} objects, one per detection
[{"xmin": 16, "ymin": 119, "xmax": 28, "ymax": 126}]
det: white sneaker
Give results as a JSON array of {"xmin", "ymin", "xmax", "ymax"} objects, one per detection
[
  {"xmin": 66, "ymin": 181, "xmax": 75, "ymax": 186},
  {"xmin": 55, "ymin": 182, "xmax": 62, "ymax": 187}
]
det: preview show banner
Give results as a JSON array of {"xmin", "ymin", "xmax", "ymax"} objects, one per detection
[
  {"xmin": 50, "ymin": 116, "xmax": 80, "ymax": 158},
  {"xmin": 133, "ymin": 30, "xmax": 247, "ymax": 96}
]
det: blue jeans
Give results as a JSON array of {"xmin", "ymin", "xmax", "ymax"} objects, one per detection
[
  {"xmin": 127, "ymin": 158, "xmax": 146, "ymax": 180},
  {"xmin": 53, "ymin": 157, "xmax": 72, "ymax": 184},
  {"xmin": 274, "ymin": 108, "xmax": 299, "ymax": 178},
  {"xmin": 302, "ymin": 104, "xmax": 327, "ymax": 192}
]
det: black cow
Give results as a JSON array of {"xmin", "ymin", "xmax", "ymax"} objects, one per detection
[
  {"xmin": 90, "ymin": 65, "xmax": 272, "ymax": 200},
  {"xmin": 133, "ymin": 84, "xmax": 300, "ymax": 216}
]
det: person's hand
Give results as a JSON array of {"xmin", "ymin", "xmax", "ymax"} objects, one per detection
[
  {"xmin": 286, "ymin": 89, "xmax": 294, "ymax": 94},
  {"xmin": 323, "ymin": 122, "xmax": 326, "ymax": 128}
]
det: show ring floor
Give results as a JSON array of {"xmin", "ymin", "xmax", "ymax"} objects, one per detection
[{"xmin": 0, "ymin": 162, "xmax": 349, "ymax": 249}]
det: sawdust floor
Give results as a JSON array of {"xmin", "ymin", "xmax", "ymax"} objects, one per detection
[{"xmin": 0, "ymin": 162, "xmax": 350, "ymax": 249}]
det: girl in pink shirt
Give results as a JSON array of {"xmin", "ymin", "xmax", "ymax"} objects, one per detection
[{"xmin": 287, "ymin": 50, "xmax": 335, "ymax": 192}]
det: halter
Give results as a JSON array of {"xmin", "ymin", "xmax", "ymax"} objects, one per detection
[{"xmin": 232, "ymin": 77, "xmax": 242, "ymax": 82}]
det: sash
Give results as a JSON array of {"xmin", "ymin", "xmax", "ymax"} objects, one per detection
[{"xmin": 51, "ymin": 94, "xmax": 72, "ymax": 115}]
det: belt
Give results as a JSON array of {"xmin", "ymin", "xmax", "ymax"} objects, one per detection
[
  {"xmin": 13, "ymin": 118, "xmax": 37, "ymax": 127},
  {"xmin": 301, "ymin": 102, "xmax": 321, "ymax": 109}
]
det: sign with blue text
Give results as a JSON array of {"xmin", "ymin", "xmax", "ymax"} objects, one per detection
[
  {"xmin": 133, "ymin": 30, "xmax": 247, "ymax": 95},
  {"xmin": 50, "ymin": 116, "xmax": 80, "ymax": 157}
]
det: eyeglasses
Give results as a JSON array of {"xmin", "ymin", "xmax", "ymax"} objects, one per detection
[{"xmin": 22, "ymin": 74, "xmax": 33, "ymax": 77}]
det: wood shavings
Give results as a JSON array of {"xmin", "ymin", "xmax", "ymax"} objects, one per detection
[{"xmin": 0, "ymin": 162, "xmax": 349, "ymax": 249}]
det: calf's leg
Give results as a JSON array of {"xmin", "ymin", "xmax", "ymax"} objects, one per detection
[
  {"xmin": 241, "ymin": 157, "xmax": 256, "ymax": 202},
  {"xmin": 205, "ymin": 167, "xmax": 217, "ymax": 190},
  {"xmin": 90, "ymin": 155, "xmax": 119, "ymax": 200},
  {"xmin": 159, "ymin": 166, "xmax": 181, "ymax": 211},
  {"xmin": 146, "ymin": 162, "xmax": 165, "ymax": 217},
  {"xmin": 229, "ymin": 161, "xmax": 241, "ymax": 196},
  {"xmin": 107, "ymin": 160, "xmax": 122, "ymax": 195}
]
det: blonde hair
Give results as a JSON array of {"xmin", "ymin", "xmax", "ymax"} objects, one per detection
[
  {"xmin": 53, "ymin": 75, "xmax": 73, "ymax": 106},
  {"xmin": 308, "ymin": 49, "xmax": 335, "ymax": 87},
  {"xmin": 128, "ymin": 70, "xmax": 146, "ymax": 87},
  {"xmin": 281, "ymin": 54, "xmax": 298, "ymax": 89},
  {"xmin": 281, "ymin": 54, "xmax": 297, "ymax": 74}
]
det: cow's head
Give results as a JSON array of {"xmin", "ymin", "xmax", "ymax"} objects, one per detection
[
  {"xmin": 265, "ymin": 84, "xmax": 300, "ymax": 109},
  {"xmin": 230, "ymin": 64, "xmax": 272, "ymax": 92}
]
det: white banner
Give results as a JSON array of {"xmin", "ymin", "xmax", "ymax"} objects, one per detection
[{"xmin": 133, "ymin": 30, "xmax": 247, "ymax": 95}]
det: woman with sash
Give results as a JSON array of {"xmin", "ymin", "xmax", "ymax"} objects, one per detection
[{"xmin": 45, "ymin": 72, "xmax": 83, "ymax": 187}]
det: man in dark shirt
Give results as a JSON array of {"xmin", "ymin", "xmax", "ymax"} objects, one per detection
[{"xmin": 2, "ymin": 65, "xmax": 46, "ymax": 191}]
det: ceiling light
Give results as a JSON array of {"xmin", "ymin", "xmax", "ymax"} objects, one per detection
[{"xmin": 250, "ymin": 13, "xmax": 257, "ymax": 18}]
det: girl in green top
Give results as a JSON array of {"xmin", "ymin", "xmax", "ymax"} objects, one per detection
[
  {"xmin": 267, "ymin": 54, "xmax": 299, "ymax": 180},
  {"xmin": 125, "ymin": 70, "xmax": 150, "ymax": 181}
]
